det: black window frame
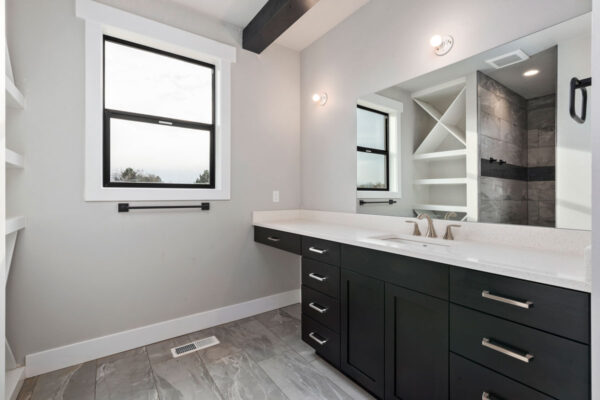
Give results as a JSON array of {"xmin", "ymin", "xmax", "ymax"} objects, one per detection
[
  {"xmin": 102, "ymin": 35, "xmax": 216, "ymax": 189},
  {"xmin": 356, "ymin": 105, "xmax": 390, "ymax": 191}
]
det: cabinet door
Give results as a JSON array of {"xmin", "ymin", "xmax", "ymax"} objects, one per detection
[
  {"xmin": 385, "ymin": 283, "xmax": 448, "ymax": 400},
  {"xmin": 341, "ymin": 269, "xmax": 385, "ymax": 398}
]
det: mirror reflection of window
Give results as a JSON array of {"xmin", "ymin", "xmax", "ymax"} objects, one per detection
[{"xmin": 357, "ymin": 106, "xmax": 389, "ymax": 191}]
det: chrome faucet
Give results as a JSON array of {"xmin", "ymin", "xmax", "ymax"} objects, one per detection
[{"xmin": 417, "ymin": 213, "xmax": 437, "ymax": 238}]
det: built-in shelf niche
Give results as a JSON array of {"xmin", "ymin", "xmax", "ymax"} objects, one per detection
[{"xmin": 412, "ymin": 78, "xmax": 470, "ymax": 217}]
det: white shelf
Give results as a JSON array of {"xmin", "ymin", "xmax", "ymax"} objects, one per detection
[
  {"xmin": 6, "ymin": 149, "xmax": 24, "ymax": 169},
  {"xmin": 414, "ymin": 178, "xmax": 467, "ymax": 185},
  {"xmin": 6, "ymin": 216, "xmax": 26, "ymax": 235},
  {"xmin": 6, "ymin": 366, "xmax": 25, "ymax": 400},
  {"xmin": 414, "ymin": 204, "xmax": 468, "ymax": 212},
  {"xmin": 6, "ymin": 75, "xmax": 24, "ymax": 109},
  {"xmin": 413, "ymin": 149, "xmax": 467, "ymax": 161}
]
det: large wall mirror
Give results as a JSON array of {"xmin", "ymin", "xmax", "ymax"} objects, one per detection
[{"xmin": 356, "ymin": 13, "xmax": 592, "ymax": 230}]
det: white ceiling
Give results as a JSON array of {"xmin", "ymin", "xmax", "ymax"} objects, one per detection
[
  {"xmin": 276, "ymin": 0, "xmax": 370, "ymax": 51},
  {"xmin": 168, "ymin": 0, "xmax": 268, "ymax": 27},
  {"xmin": 167, "ymin": 0, "xmax": 370, "ymax": 51},
  {"xmin": 485, "ymin": 46, "xmax": 557, "ymax": 100}
]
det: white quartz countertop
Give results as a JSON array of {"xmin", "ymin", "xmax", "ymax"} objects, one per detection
[{"xmin": 254, "ymin": 217, "xmax": 591, "ymax": 293}]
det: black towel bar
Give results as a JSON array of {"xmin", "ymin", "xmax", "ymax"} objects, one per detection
[
  {"xmin": 359, "ymin": 199, "xmax": 397, "ymax": 206},
  {"xmin": 118, "ymin": 203, "xmax": 210, "ymax": 212}
]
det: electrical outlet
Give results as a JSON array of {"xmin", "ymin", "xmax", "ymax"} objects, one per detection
[{"xmin": 272, "ymin": 190, "xmax": 280, "ymax": 203}]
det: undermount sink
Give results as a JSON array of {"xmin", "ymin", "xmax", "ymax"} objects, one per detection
[{"xmin": 368, "ymin": 234, "xmax": 450, "ymax": 249}]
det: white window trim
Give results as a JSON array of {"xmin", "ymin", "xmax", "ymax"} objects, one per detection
[
  {"xmin": 76, "ymin": 0, "xmax": 236, "ymax": 201},
  {"xmin": 356, "ymin": 94, "xmax": 403, "ymax": 199}
]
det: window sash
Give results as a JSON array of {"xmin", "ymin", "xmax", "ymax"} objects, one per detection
[
  {"xmin": 357, "ymin": 105, "xmax": 390, "ymax": 191},
  {"xmin": 102, "ymin": 35, "xmax": 216, "ymax": 189},
  {"xmin": 103, "ymin": 110, "xmax": 216, "ymax": 188}
]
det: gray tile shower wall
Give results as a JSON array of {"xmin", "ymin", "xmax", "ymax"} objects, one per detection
[
  {"xmin": 478, "ymin": 74, "xmax": 556, "ymax": 226},
  {"xmin": 478, "ymin": 72, "xmax": 529, "ymax": 224},
  {"xmin": 526, "ymin": 94, "xmax": 556, "ymax": 226}
]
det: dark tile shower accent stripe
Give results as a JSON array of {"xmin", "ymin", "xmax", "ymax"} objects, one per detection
[
  {"xmin": 480, "ymin": 159, "xmax": 527, "ymax": 180},
  {"xmin": 480, "ymin": 159, "xmax": 555, "ymax": 182},
  {"xmin": 528, "ymin": 166, "xmax": 555, "ymax": 181}
]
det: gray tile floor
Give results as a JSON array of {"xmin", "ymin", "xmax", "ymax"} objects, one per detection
[{"xmin": 17, "ymin": 303, "xmax": 374, "ymax": 400}]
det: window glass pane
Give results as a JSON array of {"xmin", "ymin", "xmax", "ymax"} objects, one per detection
[
  {"xmin": 357, "ymin": 107, "xmax": 386, "ymax": 150},
  {"xmin": 105, "ymin": 40, "xmax": 213, "ymax": 124},
  {"xmin": 109, "ymin": 118, "xmax": 211, "ymax": 185},
  {"xmin": 357, "ymin": 152, "xmax": 387, "ymax": 189}
]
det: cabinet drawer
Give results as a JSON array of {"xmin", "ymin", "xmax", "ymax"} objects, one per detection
[
  {"xmin": 254, "ymin": 226, "xmax": 301, "ymax": 254},
  {"xmin": 302, "ymin": 258, "xmax": 340, "ymax": 298},
  {"xmin": 302, "ymin": 314, "xmax": 340, "ymax": 367},
  {"xmin": 302, "ymin": 285, "xmax": 340, "ymax": 332},
  {"xmin": 450, "ymin": 353, "xmax": 554, "ymax": 400},
  {"xmin": 302, "ymin": 236, "xmax": 341, "ymax": 266},
  {"xmin": 450, "ymin": 267, "xmax": 590, "ymax": 343},
  {"xmin": 450, "ymin": 304, "xmax": 589, "ymax": 400},
  {"xmin": 341, "ymin": 244, "xmax": 448, "ymax": 299}
]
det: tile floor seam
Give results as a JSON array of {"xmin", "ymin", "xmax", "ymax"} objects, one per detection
[{"xmin": 144, "ymin": 346, "xmax": 163, "ymax": 400}]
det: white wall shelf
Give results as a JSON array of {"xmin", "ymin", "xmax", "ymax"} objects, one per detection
[
  {"xmin": 5, "ymin": 76, "xmax": 24, "ymax": 109},
  {"xmin": 413, "ymin": 149, "xmax": 467, "ymax": 161},
  {"xmin": 414, "ymin": 204, "xmax": 468, "ymax": 213},
  {"xmin": 6, "ymin": 216, "xmax": 26, "ymax": 235},
  {"xmin": 5, "ymin": 366, "xmax": 25, "ymax": 400},
  {"xmin": 6, "ymin": 149, "xmax": 24, "ymax": 169},
  {"xmin": 414, "ymin": 178, "xmax": 467, "ymax": 185}
]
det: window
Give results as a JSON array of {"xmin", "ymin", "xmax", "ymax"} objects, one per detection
[
  {"xmin": 357, "ymin": 105, "xmax": 389, "ymax": 191},
  {"xmin": 103, "ymin": 36, "xmax": 216, "ymax": 188}
]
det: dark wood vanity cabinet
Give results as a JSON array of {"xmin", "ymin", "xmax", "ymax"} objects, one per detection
[
  {"xmin": 340, "ymin": 269, "xmax": 385, "ymax": 397},
  {"xmin": 385, "ymin": 283, "xmax": 448, "ymax": 400},
  {"xmin": 254, "ymin": 226, "xmax": 591, "ymax": 400}
]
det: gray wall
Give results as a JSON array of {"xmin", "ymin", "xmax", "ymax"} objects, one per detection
[
  {"xmin": 6, "ymin": 0, "xmax": 301, "ymax": 362},
  {"xmin": 300, "ymin": 0, "xmax": 591, "ymax": 213}
]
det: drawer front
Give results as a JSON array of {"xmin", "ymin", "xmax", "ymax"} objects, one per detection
[
  {"xmin": 302, "ymin": 258, "xmax": 340, "ymax": 298},
  {"xmin": 254, "ymin": 226, "xmax": 301, "ymax": 254},
  {"xmin": 302, "ymin": 236, "xmax": 341, "ymax": 266},
  {"xmin": 450, "ymin": 353, "xmax": 554, "ymax": 400},
  {"xmin": 302, "ymin": 285, "xmax": 340, "ymax": 332},
  {"xmin": 302, "ymin": 314, "xmax": 340, "ymax": 367},
  {"xmin": 450, "ymin": 304, "xmax": 589, "ymax": 400},
  {"xmin": 341, "ymin": 244, "xmax": 448, "ymax": 299},
  {"xmin": 450, "ymin": 267, "xmax": 590, "ymax": 343}
]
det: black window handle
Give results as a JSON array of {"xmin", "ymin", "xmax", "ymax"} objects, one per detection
[{"xmin": 570, "ymin": 77, "xmax": 592, "ymax": 124}]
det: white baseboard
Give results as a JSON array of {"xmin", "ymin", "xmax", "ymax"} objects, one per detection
[{"xmin": 25, "ymin": 289, "xmax": 300, "ymax": 377}]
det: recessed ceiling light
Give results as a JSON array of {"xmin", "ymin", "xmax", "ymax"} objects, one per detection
[{"xmin": 523, "ymin": 69, "xmax": 539, "ymax": 77}]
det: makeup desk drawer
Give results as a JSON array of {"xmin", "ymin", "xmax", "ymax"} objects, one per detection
[{"xmin": 254, "ymin": 226, "xmax": 301, "ymax": 254}]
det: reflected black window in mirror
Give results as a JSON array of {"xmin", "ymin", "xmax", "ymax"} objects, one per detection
[
  {"xmin": 103, "ymin": 35, "xmax": 216, "ymax": 188},
  {"xmin": 357, "ymin": 105, "xmax": 389, "ymax": 190}
]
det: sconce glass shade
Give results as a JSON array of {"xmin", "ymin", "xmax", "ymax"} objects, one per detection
[{"xmin": 312, "ymin": 92, "xmax": 328, "ymax": 106}]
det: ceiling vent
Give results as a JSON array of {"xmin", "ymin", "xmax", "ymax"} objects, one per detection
[{"xmin": 485, "ymin": 50, "xmax": 530, "ymax": 69}]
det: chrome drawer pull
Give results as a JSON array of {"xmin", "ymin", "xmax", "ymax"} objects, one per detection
[
  {"xmin": 481, "ymin": 338, "xmax": 534, "ymax": 363},
  {"xmin": 481, "ymin": 392, "xmax": 502, "ymax": 400},
  {"xmin": 267, "ymin": 236, "xmax": 281, "ymax": 242},
  {"xmin": 309, "ymin": 246, "xmax": 328, "ymax": 254},
  {"xmin": 308, "ymin": 332, "xmax": 328, "ymax": 346},
  {"xmin": 481, "ymin": 290, "xmax": 533, "ymax": 309},
  {"xmin": 309, "ymin": 273, "xmax": 328, "ymax": 282},
  {"xmin": 308, "ymin": 302, "xmax": 328, "ymax": 314}
]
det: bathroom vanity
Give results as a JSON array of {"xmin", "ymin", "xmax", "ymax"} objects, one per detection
[{"xmin": 254, "ymin": 211, "xmax": 590, "ymax": 400}]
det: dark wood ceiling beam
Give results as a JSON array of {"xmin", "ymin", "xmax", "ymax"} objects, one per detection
[{"xmin": 243, "ymin": 0, "xmax": 320, "ymax": 54}]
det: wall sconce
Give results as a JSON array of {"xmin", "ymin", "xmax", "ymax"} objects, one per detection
[
  {"xmin": 312, "ymin": 91, "xmax": 328, "ymax": 106},
  {"xmin": 430, "ymin": 34, "xmax": 453, "ymax": 56}
]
